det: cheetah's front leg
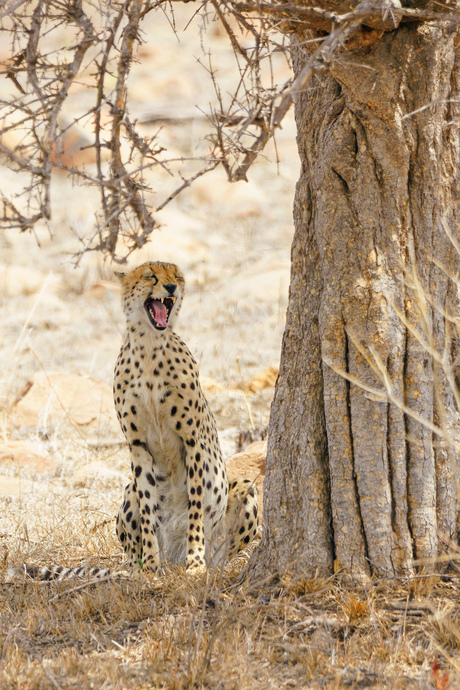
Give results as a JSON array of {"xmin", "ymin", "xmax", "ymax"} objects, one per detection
[
  {"xmin": 129, "ymin": 442, "xmax": 161, "ymax": 572},
  {"xmin": 116, "ymin": 481, "xmax": 142, "ymax": 566},
  {"xmin": 184, "ymin": 440, "xmax": 207, "ymax": 571}
]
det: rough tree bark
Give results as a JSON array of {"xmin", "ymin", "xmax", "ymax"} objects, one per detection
[{"xmin": 253, "ymin": 20, "xmax": 460, "ymax": 579}]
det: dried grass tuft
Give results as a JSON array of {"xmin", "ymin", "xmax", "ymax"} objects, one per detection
[{"xmin": 5, "ymin": 527, "xmax": 460, "ymax": 689}]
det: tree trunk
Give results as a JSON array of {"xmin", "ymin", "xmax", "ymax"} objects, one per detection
[{"xmin": 253, "ymin": 21, "xmax": 460, "ymax": 579}]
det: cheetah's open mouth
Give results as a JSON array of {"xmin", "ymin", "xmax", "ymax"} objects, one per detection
[{"xmin": 145, "ymin": 296, "xmax": 176, "ymax": 330}]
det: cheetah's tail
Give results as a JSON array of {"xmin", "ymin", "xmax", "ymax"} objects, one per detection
[{"xmin": 5, "ymin": 564, "xmax": 129, "ymax": 582}]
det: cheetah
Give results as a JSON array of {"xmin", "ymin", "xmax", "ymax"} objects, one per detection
[
  {"xmin": 114, "ymin": 262, "xmax": 258, "ymax": 572},
  {"xmin": 8, "ymin": 262, "xmax": 258, "ymax": 581}
]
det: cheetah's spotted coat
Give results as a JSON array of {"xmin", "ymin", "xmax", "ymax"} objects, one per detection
[
  {"xmin": 8, "ymin": 262, "xmax": 258, "ymax": 581},
  {"xmin": 114, "ymin": 261, "xmax": 259, "ymax": 572}
]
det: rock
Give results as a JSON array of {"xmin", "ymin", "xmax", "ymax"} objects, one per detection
[
  {"xmin": 0, "ymin": 475, "xmax": 33, "ymax": 497},
  {"xmin": 0, "ymin": 441, "xmax": 56, "ymax": 472},
  {"xmin": 226, "ymin": 440, "xmax": 266, "ymax": 518},
  {"xmin": 239, "ymin": 365, "xmax": 279, "ymax": 394},
  {"xmin": 50, "ymin": 121, "xmax": 107, "ymax": 168},
  {"xmin": 0, "ymin": 474, "xmax": 54, "ymax": 497},
  {"xmin": 11, "ymin": 373, "xmax": 118, "ymax": 431},
  {"xmin": 72, "ymin": 461, "xmax": 125, "ymax": 488}
]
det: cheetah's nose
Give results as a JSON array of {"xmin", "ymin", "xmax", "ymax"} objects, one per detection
[{"xmin": 164, "ymin": 284, "xmax": 177, "ymax": 295}]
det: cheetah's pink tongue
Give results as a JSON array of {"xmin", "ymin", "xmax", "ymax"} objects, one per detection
[{"xmin": 153, "ymin": 300, "xmax": 168, "ymax": 327}]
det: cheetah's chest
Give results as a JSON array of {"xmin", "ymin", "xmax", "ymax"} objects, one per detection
[
  {"xmin": 115, "ymin": 348, "xmax": 182, "ymax": 464},
  {"xmin": 136, "ymin": 376, "xmax": 183, "ymax": 472}
]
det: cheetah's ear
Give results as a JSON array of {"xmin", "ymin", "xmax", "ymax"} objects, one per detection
[{"xmin": 114, "ymin": 271, "xmax": 126, "ymax": 283}]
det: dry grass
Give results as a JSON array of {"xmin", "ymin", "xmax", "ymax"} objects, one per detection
[
  {"xmin": 3, "ymin": 523, "xmax": 460, "ymax": 690},
  {"xmin": 2, "ymin": 487, "xmax": 460, "ymax": 689}
]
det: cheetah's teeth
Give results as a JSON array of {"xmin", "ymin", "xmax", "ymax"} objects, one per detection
[{"xmin": 145, "ymin": 295, "xmax": 176, "ymax": 330}]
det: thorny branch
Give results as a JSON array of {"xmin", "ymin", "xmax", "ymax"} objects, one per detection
[
  {"xmin": 0, "ymin": 1, "xmax": 459, "ymax": 260},
  {"xmin": 1, "ymin": 0, "xmax": 169, "ymax": 262}
]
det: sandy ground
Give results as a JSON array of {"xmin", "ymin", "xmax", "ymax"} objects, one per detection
[{"xmin": 0, "ymin": 5, "xmax": 297, "ymax": 558}]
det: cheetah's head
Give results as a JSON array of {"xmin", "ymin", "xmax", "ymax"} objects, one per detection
[{"xmin": 115, "ymin": 262, "xmax": 184, "ymax": 332}]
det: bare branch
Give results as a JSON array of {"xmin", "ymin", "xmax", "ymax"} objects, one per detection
[
  {"xmin": 226, "ymin": 1, "xmax": 369, "ymax": 181},
  {"xmin": 233, "ymin": 2, "xmax": 460, "ymax": 25},
  {"xmin": 2, "ymin": 0, "xmax": 458, "ymax": 260}
]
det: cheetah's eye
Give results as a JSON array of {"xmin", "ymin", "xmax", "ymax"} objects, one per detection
[{"xmin": 144, "ymin": 273, "xmax": 158, "ymax": 285}]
